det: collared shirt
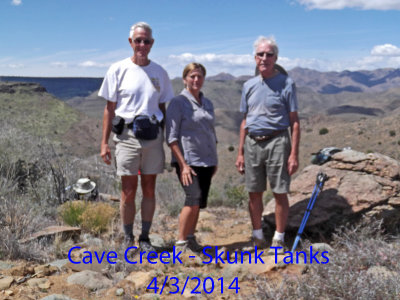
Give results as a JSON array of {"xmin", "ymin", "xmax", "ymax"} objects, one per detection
[
  {"xmin": 240, "ymin": 73, "xmax": 298, "ymax": 135},
  {"xmin": 166, "ymin": 89, "xmax": 218, "ymax": 167}
]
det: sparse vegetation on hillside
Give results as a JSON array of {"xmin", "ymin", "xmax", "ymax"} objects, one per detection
[{"xmin": 256, "ymin": 220, "xmax": 400, "ymax": 299}]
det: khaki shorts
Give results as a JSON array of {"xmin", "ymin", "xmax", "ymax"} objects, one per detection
[
  {"xmin": 244, "ymin": 131, "xmax": 291, "ymax": 193},
  {"xmin": 113, "ymin": 126, "xmax": 165, "ymax": 176}
]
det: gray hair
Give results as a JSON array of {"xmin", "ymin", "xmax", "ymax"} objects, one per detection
[
  {"xmin": 129, "ymin": 21, "xmax": 153, "ymax": 39},
  {"xmin": 253, "ymin": 36, "xmax": 279, "ymax": 56}
]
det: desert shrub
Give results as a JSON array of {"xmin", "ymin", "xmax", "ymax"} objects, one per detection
[
  {"xmin": 207, "ymin": 186, "xmax": 224, "ymax": 207},
  {"xmin": 58, "ymin": 200, "xmax": 87, "ymax": 226},
  {"xmin": 58, "ymin": 201, "xmax": 117, "ymax": 235},
  {"xmin": 389, "ymin": 130, "xmax": 396, "ymax": 137},
  {"xmin": 319, "ymin": 127, "xmax": 329, "ymax": 135},
  {"xmin": 80, "ymin": 202, "xmax": 117, "ymax": 235},
  {"xmin": 224, "ymin": 184, "xmax": 247, "ymax": 207},
  {"xmin": 0, "ymin": 193, "xmax": 52, "ymax": 261},
  {"xmin": 255, "ymin": 219, "xmax": 400, "ymax": 299}
]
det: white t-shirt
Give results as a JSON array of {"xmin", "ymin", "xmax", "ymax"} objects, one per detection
[{"xmin": 98, "ymin": 58, "xmax": 174, "ymax": 123}]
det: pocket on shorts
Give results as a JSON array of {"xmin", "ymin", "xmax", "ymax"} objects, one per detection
[
  {"xmin": 244, "ymin": 135, "xmax": 260, "ymax": 166},
  {"xmin": 269, "ymin": 134, "xmax": 290, "ymax": 166}
]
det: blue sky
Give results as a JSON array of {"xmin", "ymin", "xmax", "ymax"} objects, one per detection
[{"xmin": 1, "ymin": 0, "xmax": 400, "ymax": 78}]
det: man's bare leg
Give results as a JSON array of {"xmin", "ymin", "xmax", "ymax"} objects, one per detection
[{"xmin": 121, "ymin": 175, "xmax": 138, "ymax": 242}]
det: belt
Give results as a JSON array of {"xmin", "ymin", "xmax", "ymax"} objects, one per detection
[{"xmin": 248, "ymin": 130, "xmax": 286, "ymax": 142}]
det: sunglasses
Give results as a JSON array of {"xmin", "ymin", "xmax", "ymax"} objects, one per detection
[
  {"xmin": 256, "ymin": 52, "xmax": 275, "ymax": 58},
  {"xmin": 133, "ymin": 38, "xmax": 152, "ymax": 45}
]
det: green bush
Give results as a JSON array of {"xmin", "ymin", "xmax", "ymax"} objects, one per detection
[
  {"xmin": 389, "ymin": 130, "xmax": 396, "ymax": 137},
  {"xmin": 224, "ymin": 185, "xmax": 247, "ymax": 207},
  {"xmin": 58, "ymin": 201, "xmax": 117, "ymax": 234},
  {"xmin": 319, "ymin": 128, "xmax": 329, "ymax": 135},
  {"xmin": 58, "ymin": 200, "xmax": 87, "ymax": 227}
]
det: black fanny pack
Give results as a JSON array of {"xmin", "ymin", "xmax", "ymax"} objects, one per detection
[
  {"xmin": 111, "ymin": 116, "xmax": 125, "ymax": 135},
  {"xmin": 133, "ymin": 115, "xmax": 159, "ymax": 140}
]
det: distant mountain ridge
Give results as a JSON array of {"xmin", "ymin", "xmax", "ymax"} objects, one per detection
[
  {"xmin": 2, "ymin": 67, "xmax": 400, "ymax": 100},
  {"xmin": 207, "ymin": 67, "xmax": 400, "ymax": 94},
  {"xmin": 289, "ymin": 67, "xmax": 400, "ymax": 94}
]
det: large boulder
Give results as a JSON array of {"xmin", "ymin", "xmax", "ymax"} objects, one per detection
[{"xmin": 263, "ymin": 149, "xmax": 400, "ymax": 235}]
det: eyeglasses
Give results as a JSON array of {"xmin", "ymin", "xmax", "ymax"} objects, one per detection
[
  {"xmin": 256, "ymin": 52, "xmax": 275, "ymax": 58},
  {"xmin": 133, "ymin": 38, "xmax": 152, "ymax": 45}
]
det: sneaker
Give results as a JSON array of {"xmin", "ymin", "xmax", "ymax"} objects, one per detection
[
  {"xmin": 252, "ymin": 236, "xmax": 268, "ymax": 249},
  {"xmin": 187, "ymin": 236, "xmax": 204, "ymax": 253},
  {"xmin": 267, "ymin": 239, "xmax": 286, "ymax": 255},
  {"xmin": 175, "ymin": 240, "xmax": 188, "ymax": 252},
  {"xmin": 139, "ymin": 238, "xmax": 156, "ymax": 253}
]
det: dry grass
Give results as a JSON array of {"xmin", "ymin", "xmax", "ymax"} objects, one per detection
[{"xmin": 255, "ymin": 219, "xmax": 400, "ymax": 299}]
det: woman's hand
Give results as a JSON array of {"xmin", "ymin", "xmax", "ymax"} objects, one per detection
[{"xmin": 181, "ymin": 164, "xmax": 197, "ymax": 186}]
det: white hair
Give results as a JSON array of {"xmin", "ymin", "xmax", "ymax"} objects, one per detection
[
  {"xmin": 129, "ymin": 21, "xmax": 153, "ymax": 39},
  {"xmin": 253, "ymin": 36, "xmax": 279, "ymax": 56}
]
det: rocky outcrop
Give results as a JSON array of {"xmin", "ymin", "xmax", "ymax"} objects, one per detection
[
  {"xmin": 263, "ymin": 150, "xmax": 400, "ymax": 234},
  {"xmin": 0, "ymin": 82, "xmax": 47, "ymax": 94}
]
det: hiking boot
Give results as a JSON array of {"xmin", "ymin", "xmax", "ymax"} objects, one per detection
[
  {"xmin": 123, "ymin": 235, "xmax": 135, "ymax": 249},
  {"xmin": 139, "ymin": 237, "xmax": 156, "ymax": 253},
  {"xmin": 187, "ymin": 236, "xmax": 204, "ymax": 253},
  {"xmin": 175, "ymin": 240, "xmax": 188, "ymax": 252},
  {"xmin": 267, "ymin": 239, "xmax": 286, "ymax": 255},
  {"xmin": 252, "ymin": 236, "xmax": 268, "ymax": 249}
]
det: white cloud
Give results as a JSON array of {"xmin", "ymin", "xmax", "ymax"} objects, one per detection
[
  {"xmin": 78, "ymin": 60, "xmax": 109, "ymax": 68},
  {"xmin": 163, "ymin": 49, "xmax": 400, "ymax": 78},
  {"xmin": 166, "ymin": 53, "xmax": 254, "ymax": 77},
  {"xmin": 11, "ymin": 0, "xmax": 22, "ymax": 6},
  {"xmin": 169, "ymin": 53, "xmax": 253, "ymax": 66},
  {"xmin": 297, "ymin": 0, "xmax": 400, "ymax": 10},
  {"xmin": 8, "ymin": 63, "xmax": 24, "ymax": 68},
  {"xmin": 371, "ymin": 44, "xmax": 400, "ymax": 56}
]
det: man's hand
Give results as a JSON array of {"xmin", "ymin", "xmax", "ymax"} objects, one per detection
[
  {"xmin": 235, "ymin": 155, "xmax": 245, "ymax": 175},
  {"xmin": 100, "ymin": 143, "xmax": 112, "ymax": 165},
  {"xmin": 287, "ymin": 154, "xmax": 298, "ymax": 176}
]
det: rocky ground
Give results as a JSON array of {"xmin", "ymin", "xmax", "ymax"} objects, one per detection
[
  {"xmin": 1, "ymin": 150, "xmax": 399, "ymax": 300},
  {"xmin": 0, "ymin": 207, "xmax": 310, "ymax": 300}
]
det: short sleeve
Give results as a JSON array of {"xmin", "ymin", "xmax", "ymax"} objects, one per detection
[
  {"xmin": 239, "ymin": 83, "xmax": 248, "ymax": 114},
  {"xmin": 98, "ymin": 65, "xmax": 118, "ymax": 102},
  {"xmin": 284, "ymin": 78, "xmax": 298, "ymax": 112},
  {"xmin": 165, "ymin": 98, "xmax": 182, "ymax": 144}
]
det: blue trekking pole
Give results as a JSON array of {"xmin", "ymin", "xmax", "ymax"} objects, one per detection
[{"xmin": 291, "ymin": 172, "xmax": 328, "ymax": 252}]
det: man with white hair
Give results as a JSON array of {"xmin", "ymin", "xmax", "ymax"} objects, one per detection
[
  {"xmin": 235, "ymin": 36, "xmax": 300, "ymax": 254},
  {"xmin": 99, "ymin": 22, "xmax": 174, "ymax": 252}
]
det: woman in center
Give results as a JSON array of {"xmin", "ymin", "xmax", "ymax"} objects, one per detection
[{"xmin": 166, "ymin": 62, "xmax": 218, "ymax": 252}]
